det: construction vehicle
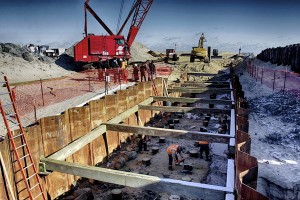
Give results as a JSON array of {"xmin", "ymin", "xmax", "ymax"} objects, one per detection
[
  {"xmin": 190, "ymin": 33, "xmax": 210, "ymax": 63},
  {"xmin": 74, "ymin": 0, "xmax": 153, "ymax": 67},
  {"xmin": 211, "ymin": 48, "xmax": 222, "ymax": 59},
  {"xmin": 165, "ymin": 49, "xmax": 179, "ymax": 61}
]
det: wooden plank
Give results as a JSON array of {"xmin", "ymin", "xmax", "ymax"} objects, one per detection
[
  {"xmin": 105, "ymin": 95, "xmax": 118, "ymax": 121},
  {"xmin": 181, "ymin": 83, "xmax": 230, "ymax": 87},
  {"xmin": 41, "ymin": 158, "xmax": 232, "ymax": 200},
  {"xmin": 105, "ymin": 123, "xmax": 231, "ymax": 143},
  {"xmin": 152, "ymin": 96, "xmax": 233, "ymax": 105},
  {"xmin": 0, "ymin": 138, "xmax": 16, "ymax": 199},
  {"xmin": 139, "ymin": 105, "xmax": 231, "ymax": 115},
  {"xmin": 40, "ymin": 111, "xmax": 74, "ymax": 199},
  {"xmin": 187, "ymin": 72, "xmax": 217, "ymax": 76},
  {"xmin": 105, "ymin": 94, "xmax": 120, "ymax": 154},
  {"xmin": 168, "ymin": 87, "xmax": 232, "ymax": 93},
  {"xmin": 137, "ymin": 82, "xmax": 146, "ymax": 103},
  {"xmin": 23, "ymin": 125, "xmax": 46, "ymax": 198},
  {"xmin": 0, "ymin": 151, "xmax": 16, "ymax": 200},
  {"xmin": 89, "ymin": 99, "xmax": 106, "ymax": 129},
  {"xmin": 117, "ymin": 90, "xmax": 128, "ymax": 114},
  {"xmin": 48, "ymin": 97, "xmax": 153, "ymax": 161},
  {"xmin": 117, "ymin": 89, "xmax": 130, "ymax": 144},
  {"xmin": 68, "ymin": 105, "xmax": 92, "ymax": 166},
  {"xmin": 184, "ymin": 81, "xmax": 230, "ymax": 84},
  {"xmin": 89, "ymin": 98, "xmax": 107, "ymax": 165}
]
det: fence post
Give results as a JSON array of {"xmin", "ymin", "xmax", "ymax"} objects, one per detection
[
  {"xmin": 118, "ymin": 68, "xmax": 121, "ymax": 90},
  {"xmin": 261, "ymin": 68, "xmax": 264, "ymax": 84},
  {"xmin": 88, "ymin": 76, "xmax": 91, "ymax": 92},
  {"xmin": 272, "ymin": 71, "xmax": 276, "ymax": 91},
  {"xmin": 40, "ymin": 79, "xmax": 45, "ymax": 106},
  {"xmin": 283, "ymin": 72, "xmax": 287, "ymax": 93},
  {"xmin": 34, "ymin": 104, "xmax": 37, "ymax": 121}
]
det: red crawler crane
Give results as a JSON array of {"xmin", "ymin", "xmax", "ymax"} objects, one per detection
[{"xmin": 74, "ymin": 0, "xmax": 153, "ymax": 66}]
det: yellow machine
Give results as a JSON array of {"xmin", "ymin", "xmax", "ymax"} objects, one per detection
[{"xmin": 190, "ymin": 33, "xmax": 210, "ymax": 63}]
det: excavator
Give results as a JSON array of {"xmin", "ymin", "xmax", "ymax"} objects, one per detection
[
  {"xmin": 190, "ymin": 33, "xmax": 210, "ymax": 63},
  {"xmin": 74, "ymin": 0, "xmax": 153, "ymax": 67}
]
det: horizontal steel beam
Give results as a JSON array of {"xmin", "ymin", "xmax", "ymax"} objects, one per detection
[
  {"xmin": 186, "ymin": 72, "xmax": 217, "ymax": 76},
  {"xmin": 152, "ymin": 96, "xmax": 233, "ymax": 105},
  {"xmin": 139, "ymin": 105, "xmax": 231, "ymax": 115},
  {"xmin": 184, "ymin": 81, "xmax": 230, "ymax": 84},
  {"xmin": 168, "ymin": 88, "xmax": 232, "ymax": 94},
  {"xmin": 181, "ymin": 83, "xmax": 230, "ymax": 87},
  {"xmin": 105, "ymin": 123, "xmax": 232, "ymax": 143},
  {"xmin": 41, "ymin": 158, "xmax": 232, "ymax": 199}
]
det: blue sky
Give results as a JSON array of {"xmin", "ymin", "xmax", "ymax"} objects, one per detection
[{"xmin": 1, "ymin": 0, "xmax": 300, "ymax": 54}]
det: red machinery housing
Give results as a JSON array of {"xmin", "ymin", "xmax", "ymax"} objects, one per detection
[{"xmin": 74, "ymin": 0, "xmax": 153, "ymax": 63}]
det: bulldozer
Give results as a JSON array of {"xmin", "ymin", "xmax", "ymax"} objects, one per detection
[{"xmin": 190, "ymin": 33, "xmax": 210, "ymax": 63}]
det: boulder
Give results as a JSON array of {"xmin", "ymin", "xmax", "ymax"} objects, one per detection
[{"xmin": 22, "ymin": 52, "xmax": 34, "ymax": 62}]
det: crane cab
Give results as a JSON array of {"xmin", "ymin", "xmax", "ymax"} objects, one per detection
[{"xmin": 74, "ymin": 35, "xmax": 130, "ymax": 62}]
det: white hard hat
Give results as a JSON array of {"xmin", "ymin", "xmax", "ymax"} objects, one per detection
[
  {"xmin": 119, "ymin": 58, "xmax": 123, "ymax": 61},
  {"xmin": 134, "ymin": 64, "xmax": 137, "ymax": 66}
]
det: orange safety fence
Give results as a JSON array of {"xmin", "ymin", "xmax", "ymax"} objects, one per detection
[
  {"xmin": 12, "ymin": 64, "xmax": 173, "ymax": 126},
  {"xmin": 13, "ymin": 69, "xmax": 122, "ymax": 126},
  {"xmin": 246, "ymin": 61, "xmax": 300, "ymax": 94}
]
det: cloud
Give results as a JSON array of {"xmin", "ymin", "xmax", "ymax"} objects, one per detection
[
  {"xmin": 214, "ymin": 27, "xmax": 224, "ymax": 30},
  {"xmin": 163, "ymin": 36, "xmax": 182, "ymax": 41}
]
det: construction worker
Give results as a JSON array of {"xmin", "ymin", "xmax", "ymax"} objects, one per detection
[
  {"xmin": 148, "ymin": 60, "xmax": 156, "ymax": 81},
  {"xmin": 112, "ymin": 57, "xmax": 119, "ymax": 68},
  {"xmin": 199, "ymin": 33, "xmax": 206, "ymax": 48},
  {"xmin": 140, "ymin": 62, "xmax": 147, "ymax": 82},
  {"xmin": 198, "ymin": 141, "xmax": 210, "ymax": 161},
  {"xmin": 98, "ymin": 57, "xmax": 104, "ymax": 69},
  {"xmin": 133, "ymin": 64, "xmax": 139, "ymax": 82},
  {"xmin": 167, "ymin": 144, "xmax": 185, "ymax": 170},
  {"xmin": 120, "ymin": 58, "xmax": 127, "ymax": 69},
  {"xmin": 137, "ymin": 134, "xmax": 148, "ymax": 152}
]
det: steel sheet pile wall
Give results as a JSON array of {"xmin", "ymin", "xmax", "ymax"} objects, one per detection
[
  {"xmin": 257, "ymin": 44, "xmax": 300, "ymax": 73},
  {"xmin": 232, "ymin": 74, "xmax": 269, "ymax": 200},
  {"xmin": 0, "ymin": 78, "xmax": 164, "ymax": 199}
]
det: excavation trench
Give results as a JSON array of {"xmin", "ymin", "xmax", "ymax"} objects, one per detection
[{"xmin": 55, "ymin": 84, "xmax": 233, "ymax": 200}]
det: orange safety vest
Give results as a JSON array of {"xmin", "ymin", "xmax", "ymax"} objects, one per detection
[
  {"xmin": 198, "ymin": 141, "xmax": 209, "ymax": 145},
  {"xmin": 167, "ymin": 144, "xmax": 179, "ymax": 155}
]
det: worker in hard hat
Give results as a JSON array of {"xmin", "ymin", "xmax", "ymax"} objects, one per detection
[
  {"xmin": 167, "ymin": 144, "xmax": 185, "ymax": 170},
  {"xmin": 137, "ymin": 134, "xmax": 148, "ymax": 152},
  {"xmin": 133, "ymin": 63, "xmax": 139, "ymax": 82},
  {"xmin": 198, "ymin": 141, "xmax": 210, "ymax": 161}
]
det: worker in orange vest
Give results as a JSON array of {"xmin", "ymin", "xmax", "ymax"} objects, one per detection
[
  {"xmin": 198, "ymin": 141, "xmax": 210, "ymax": 161},
  {"xmin": 167, "ymin": 144, "xmax": 185, "ymax": 170}
]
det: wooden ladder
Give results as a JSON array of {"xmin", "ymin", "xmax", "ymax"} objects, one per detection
[
  {"xmin": 0, "ymin": 76, "xmax": 46, "ymax": 200},
  {"xmin": 151, "ymin": 78, "xmax": 162, "ymax": 106}
]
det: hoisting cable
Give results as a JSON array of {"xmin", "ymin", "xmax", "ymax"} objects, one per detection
[{"xmin": 116, "ymin": 0, "xmax": 125, "ymax": 34}]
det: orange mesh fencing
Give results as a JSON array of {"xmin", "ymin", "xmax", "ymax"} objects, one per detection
[{"xmin": 247, "ymin": 62, "xmax": 300, "ymax": 94}]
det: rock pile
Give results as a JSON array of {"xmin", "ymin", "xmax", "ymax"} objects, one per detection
[{"xmin": 249, "ymin": 91, "xmax": 300, "ymax": 125}]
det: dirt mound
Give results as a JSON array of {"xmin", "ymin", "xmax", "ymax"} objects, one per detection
[
  {"xmin": 129, "ymin": 42, "xmax": 155, "ymax": 62},
  {"xmin": 0, "ymin": 43, "xmax": 75, "ymax": 83}
]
